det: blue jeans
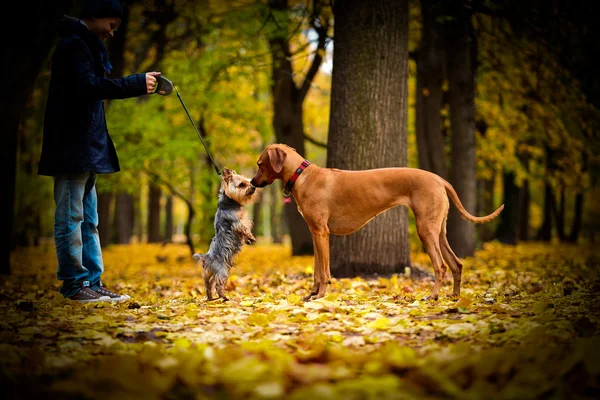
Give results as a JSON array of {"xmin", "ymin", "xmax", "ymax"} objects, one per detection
[{"xmin": 53, "ymin": 173, "xmax": 104, "ymax": 297}]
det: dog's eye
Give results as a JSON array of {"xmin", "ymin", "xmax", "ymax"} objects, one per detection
[{"xmin": 238, "ymin": 183, "xmax": 246, "ymax": 188}]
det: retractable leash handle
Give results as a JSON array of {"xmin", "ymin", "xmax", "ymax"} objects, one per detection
[{"xmin": 152, "ymin": 75, "xmax": 174, "ymax": 95}]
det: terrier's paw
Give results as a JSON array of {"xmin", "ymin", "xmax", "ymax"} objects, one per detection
[
  {"xmin": 422, "ymin": 295, "xmax": 439, "ymax": 301},
  {"xmin": 245, "ymin": 236, "xmax": 256, "ymax": 245}
]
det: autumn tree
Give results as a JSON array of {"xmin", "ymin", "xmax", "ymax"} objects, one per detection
[
  {"xmin": 327, "ymin": 0, "xmax": 410, "ymax": 276},
  {"xmin": 266, "ymin": 0, "xmax": 331, "ymax": 255},
  {"xmin": 2, "ymin": 1, "xmax": 75, "ymax": 275}
]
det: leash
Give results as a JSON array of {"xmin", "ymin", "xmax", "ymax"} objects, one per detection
[{"xmin": 154, "ymin": 75, "xmax": 222, "ymax": 177}]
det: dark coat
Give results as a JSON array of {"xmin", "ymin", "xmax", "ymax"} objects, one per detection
[{"xmin": 38, "ymin": 17, "xmax": 147, "ymax": 176}]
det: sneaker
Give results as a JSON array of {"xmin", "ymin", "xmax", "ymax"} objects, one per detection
[
  {"xmin": 94, "ymin": 282, "xmax": 130, "ymax": 302},
  {"xmin": 70, "ymin": 287, "xmax": 112, "ymax": 303}
]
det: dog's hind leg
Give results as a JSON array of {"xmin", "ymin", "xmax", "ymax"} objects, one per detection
[
  {"xmin": 214, "ymin": 270, "xmax": 230, "ymax": 301},
  {"xmin": 439, "ymin": 221, "xmax": 463, "ymax": 298},
  {"xmin": 417, "ymin": 220, "xmax": 446, "ymax": 301}
]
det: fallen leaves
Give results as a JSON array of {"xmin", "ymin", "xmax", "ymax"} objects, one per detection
[{"xmin": 1, "ymin": 242, "xmax": 599, "ymax": 398}]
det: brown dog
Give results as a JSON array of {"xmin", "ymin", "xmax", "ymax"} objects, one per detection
[{"xmin": 250, "ymin": 144, "xmax": 504, "ymax": 301}]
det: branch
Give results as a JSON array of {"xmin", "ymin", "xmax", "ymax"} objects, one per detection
[
  {"xmin": 298, "ymin": 26, "xmax": 328, "ymax": 102},
  {"xmin": 144, "ymin": 166, "xmax": 196, "ymax": 255},
  {"xmin": 304, "ymin": 132, "xmax": 327, "ymax": 148}
]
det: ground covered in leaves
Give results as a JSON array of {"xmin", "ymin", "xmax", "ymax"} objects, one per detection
[{"xmin": 2, "ymin": 242, "xmax": 600, "ymax": 399}]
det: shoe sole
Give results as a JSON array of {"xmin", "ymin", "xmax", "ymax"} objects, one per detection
[{"xmin": 72, "ymin": 295, "xmax": 113, "ymax": 303}]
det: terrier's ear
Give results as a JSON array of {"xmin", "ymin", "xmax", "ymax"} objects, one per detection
[
  {"xmin": 267, "ymin": 147, "xmax": 286, "ymax": 174},
  {"xmin": 222, "ymin": 167, "xmax": 232, "ymax": 181}
]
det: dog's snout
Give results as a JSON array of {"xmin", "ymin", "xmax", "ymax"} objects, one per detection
[{"xmin": 248, "ymin": 186, "xmax": 256, "ymax": 194}]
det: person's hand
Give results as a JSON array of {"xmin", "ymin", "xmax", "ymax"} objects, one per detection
[{"xmin": 146, "ymin": 72, "xmax": 161, "ymax": 94}]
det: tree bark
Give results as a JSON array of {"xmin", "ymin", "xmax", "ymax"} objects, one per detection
[
  {"xmin": 445, "ymin": 1, "xmax": 477, "ymax": 257},
  {"xmin": 327, "ymin": 0, "xmax": 410, "ymax": 277},
  {"xmin": 147, "ymin": 182, "xmax": 162, "ymax": 243},
  {"xmin": 98, "ymin": 193, "xmax": 113, "ymax": 247},
  {"xmin": 496, "ymin": 171, "xmax": 520, "ymax": 245},
  {"xmin": 1, "ymin": 1, "xmax": 74, "ymax": 275},
  {"xmin": 267, "ymin": 0, "xmax": 328, "ymax": 255},
  {"xmin": 416, "ymin": 0, "xmax": 447, "ymax": 179}
]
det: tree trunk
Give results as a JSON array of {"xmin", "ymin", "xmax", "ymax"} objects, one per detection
[
  {"xmin": 114, "ymin": 193, "xmax": 134, "ymax": 244},
  {"xmin": 567, "ymin": 192, "xmax": 584, "ymax": 243},
  {"xmin": 555, "ymin": 185, "xmax": 567, "ymax": 241},
  {"xmin": 1, "ymin": 1, "xmax": 74, "ymax": 275},
  {"xmin": 496, "ymin": 171, "xmax": 520, "ymax": 245},
  {"xmin": 518, "ymin": 178, "xmax": 530, "ymax": 241},
  {"xmin": 98, "ymin": 193, "xmax": 113, "ymax": 247},
  {"xmin": 268, "ymin": 0, "xmax": 328, "ymax": 255},
  {"xmin": 537, "ymin": 146, "xmax": 555, "ymax": 241},
  {"xmin": 327, "ymin": 0, "xmax": 410, "ymax": 277},
  {"xmin": 165, "ymin": 195, "xmax": 174, "ymax": 242},
  {"xmin": 271, "ymin": 183, "xmax": 284, "ymax": 244},
  {"xmin": 416, "ymin": 0, "xmax": 447, "ymax": 179},
  {"xmin": 445, "ymin": 2, "xmax": 477, "ymax": 257},
  {"xmin": 537, "ymin": 182, "xmax": 554, "ymax": 241},
  {"xmin": 147, "ymin": 182, "xmax": 162, "ymax": 243}
]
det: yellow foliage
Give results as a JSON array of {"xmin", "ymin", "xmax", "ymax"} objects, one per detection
[{"xmin": 2, "ymin": 242, "xmax": 600, "ymax": 398}]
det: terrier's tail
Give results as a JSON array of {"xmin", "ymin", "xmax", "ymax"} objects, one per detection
[{"xmin": 441, "ymin": 178, "xmax": 504, "ymax": 224}]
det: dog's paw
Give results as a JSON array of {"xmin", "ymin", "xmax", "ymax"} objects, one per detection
[
  {"xmin": 422, "ymin": 295, "xmax": 439, "ymax": 301},
  {"xmin": 245, "ymin": 236, "xmax": 256, "ymax": 245}
]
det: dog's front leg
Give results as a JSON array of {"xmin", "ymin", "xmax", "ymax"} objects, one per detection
[
  {"xmin": 304, "ymin": 231, "xmax": 330, "ymax": 301},
  {"xmin": 303, "ymin": 234, "xmax": 322, "ymax": 301}
]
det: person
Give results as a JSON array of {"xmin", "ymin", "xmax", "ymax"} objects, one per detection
[{"xmin": 38, "ymin": 0, "xmax": 161, "ymax": 302}]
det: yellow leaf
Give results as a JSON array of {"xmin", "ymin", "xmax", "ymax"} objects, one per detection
[{"xmin": 247, "ymin": 313, "xmax": 270, "ymax": 327}]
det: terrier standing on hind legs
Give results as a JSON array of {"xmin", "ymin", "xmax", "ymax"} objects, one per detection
[
  {"xmin": 193, "ymin": 168, "xmax": 258, "ymax": 301},
  {"xmin": 250, "ymin": 144, "xmax": 504, "ymax": 301}
]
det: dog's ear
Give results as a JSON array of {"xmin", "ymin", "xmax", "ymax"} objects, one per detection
[
  {"xmin": 267, "ymin": 147, "xmax": 286, "ymax": 174},
  {"xmin": 222, "ymin": 168, "xmax": 232, "ymax": 181}
]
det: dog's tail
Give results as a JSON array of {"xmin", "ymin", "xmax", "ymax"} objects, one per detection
[{"xmin": 441, "ymin": 179, "xmax": 504, "ymax": 224}]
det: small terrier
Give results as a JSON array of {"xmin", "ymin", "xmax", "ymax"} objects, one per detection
[{"xmin": 193, "ymin": 168, "xmax": 258, "ymax": 301}]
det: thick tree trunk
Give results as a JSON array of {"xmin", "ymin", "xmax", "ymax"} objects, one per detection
[
  {"xmin": 327, "ymin": 0, "xmax": 410, "ymax": 277},
  {"xmin": 1, "ymin": 1, "xmax": 74, "ymax": 275},
  {"xmin": 165, "ymin": 195, "xmax": 174, "ymax": 242},
  {"xmin": 416, "ymin": 0, "xmax": 447, "ymax": 179},
  {"xmin": 98, "ymin": 193, "xmax": 113, "ymax": 247},
  {"xmin": 496, "ymin": 171, "xmax": 520, "ymax": 245},
  {"xmin": 147, "ymin": 182, "xmax": 162, "ymax": 243},
  {"xmin": 445, "ymin": 2, "xmax": 477, "ymax": 257},
  {"xmin": 114, "ymin": 193, "xmax": 134, "ymax": 244}
]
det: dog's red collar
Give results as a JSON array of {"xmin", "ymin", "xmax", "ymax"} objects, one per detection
[{"xmin": 283, "ymin": 159, "xmax": 311, "ymax": 197}]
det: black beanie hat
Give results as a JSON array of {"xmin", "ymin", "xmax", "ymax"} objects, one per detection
[{"xmin": 80, "ymin": 0, "xmax": 123, "ymax": 19}]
